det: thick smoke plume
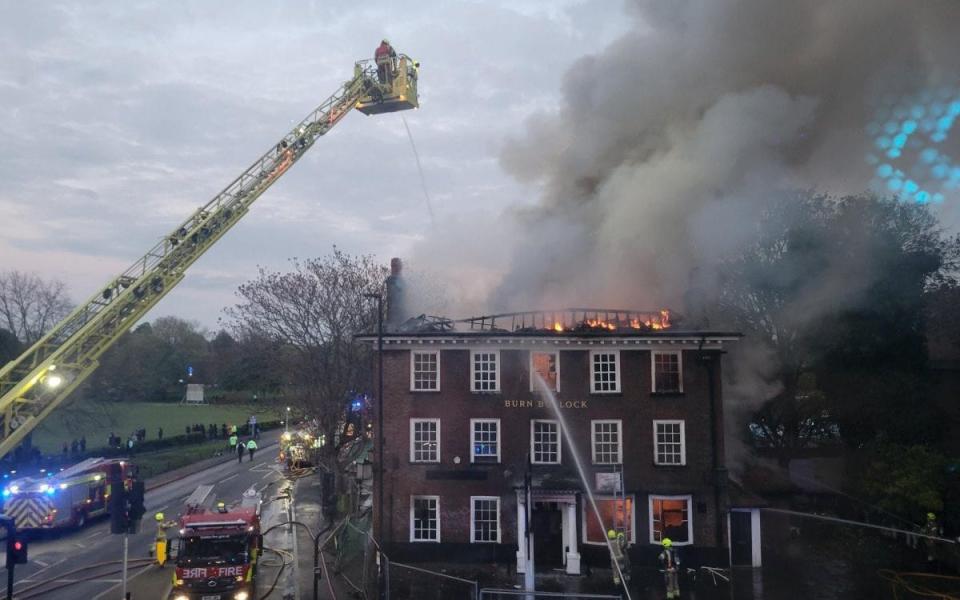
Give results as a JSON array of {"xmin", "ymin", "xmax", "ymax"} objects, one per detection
[{"xmin": 411, "ymin": 1, "xmax": 960, "ymax": 465}]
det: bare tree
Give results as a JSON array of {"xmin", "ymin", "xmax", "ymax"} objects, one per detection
[
  {"xmin": 0, "ymin": 270, "xmax": 72, "ymax": 346},
  {"xmin": 225, "ymin": 248, "xmax": 387, "ymax": 469}
]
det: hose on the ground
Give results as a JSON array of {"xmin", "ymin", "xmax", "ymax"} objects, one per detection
[
  {"xmin": 4, "ymin": 558, "xmax": 154, "ymax": 600},
  {"xmin": 877, "ymin": 570, "xmax": 960, "ymax": 599},
  {"xmin": 257, "ymin": 546, "xmax": 294, "ymax": 600}
]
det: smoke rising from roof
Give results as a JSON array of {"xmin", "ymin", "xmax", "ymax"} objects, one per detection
[{"xmin": 409, "ymin": 0, "xmax": 960, "ymax": 469}]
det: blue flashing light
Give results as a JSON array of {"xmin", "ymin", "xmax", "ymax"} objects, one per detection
[
  {"xmin": 904, "ymin": 180, "xmax": 919, "ymax": 194},
  {"xmin": 931, "ymin": 132, "xmax": 946, "ymax": 143},
  {"xmin": 915, "ymin": 191, "xmax": 930, "ymax": 203},
  {"xmin": 950, "ymin": 101, "xmax": 960, "ymax": 116},
  {"xmin": 877, "ymin": 164, "xmax": 894, "ymax": 179},
  {"xmin": 888, "ymin": 178, "xmax": 903, "ymax": 192},
  {"xmin": 921, "ymin": 148, "xmax": 939, "ymax": 164},
  {"xmin": 45, "ymin": 486, "xmax": 55, "ymax": 495},
  {"xmin": 887, "ymin": 148, "xmax": 901, "ymax": 159},
  {"xmin": 937, "ymin": 116, "xmax": 954, "ymax": 131},
  {"xmin": 893, "ymin": 133, "xmax": 908, "ymax": 148},
  {"xmin": 933, "ymin": 164, "xmax": 949, "ymax": 179},
  {"xmin": 933, "ymin": 193, "xmax": 945, "ymax": 203},
  {"xmin": 902, "ymin": 120, "xmax": 917, "ymax": 134},
  {"xmin": 2, "ymin": 489, "xmax": 9, "ymax": 498},
  {"xmin": 884, "ymin": 121, "xmax": 899, "ymax": 135}
]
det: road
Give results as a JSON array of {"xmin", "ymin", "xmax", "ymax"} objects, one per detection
[{"xmin": 5, "ymin": 441, "xmax": 285, "ymax": 600}]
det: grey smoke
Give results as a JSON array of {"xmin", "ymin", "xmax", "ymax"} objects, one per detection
[{"xmin": 410, "ymin": 0, "xmax": 960, "ymax": 469}]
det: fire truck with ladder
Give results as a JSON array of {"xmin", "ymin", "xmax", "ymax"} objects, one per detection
[
  {"xmin": 1, "ymin": 457, "xmax": 134, "ymax": 530},
  {"xmin": 0, "ymin": 47, "xmax": 419, "ymax": 466},
  {"xmin": 169, "ymin": 485, "xmax": 262, "ymax": 600}
]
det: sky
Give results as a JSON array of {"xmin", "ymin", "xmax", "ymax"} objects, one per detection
[{"xmin": 0, "ymin": 0, "xmax": 630, "ymax": 329}]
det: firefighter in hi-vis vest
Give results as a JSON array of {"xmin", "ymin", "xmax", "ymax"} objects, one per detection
[
  {"xmin": 658, "ymin": 537, "xmax": 681, "ymax": 598},
  {"xmin": 607, "ymin": 529, "xmax": 631, "ymax": 585},
  {"xmin": 152, "ymin": 512, "xmax": 176, "ymax": 565}
]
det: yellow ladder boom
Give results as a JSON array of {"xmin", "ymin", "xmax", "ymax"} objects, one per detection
[{"xmin": 0, "ymin": 52, "xmax": 419, "ymax": 459}]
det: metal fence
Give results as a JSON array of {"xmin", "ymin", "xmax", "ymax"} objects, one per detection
[{"xmin": 479, "ymin": 590, "xmax": 622, "ymax": 600}]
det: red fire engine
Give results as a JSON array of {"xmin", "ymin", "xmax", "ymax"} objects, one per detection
[
  {"xmin": 170, "ymin": 498, "xmax": 262, "ymax": 600},
  {"xmin": 1, "ymin": 457, "xmax": 134, "ymax": 529}
]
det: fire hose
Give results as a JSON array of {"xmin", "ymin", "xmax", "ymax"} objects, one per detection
[
  {"xmin": 2, "ymin": 557, "xmax": 154, "ymax": 600},
  {"xmin": 257, "ymin": 546, "xmax": 295, "ymax": 600},
  {"xmin": 877, "ymin": 570, "xmax": 960, "ymax": 599}
]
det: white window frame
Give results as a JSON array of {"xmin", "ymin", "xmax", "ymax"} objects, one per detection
[
  {"xmin": 530, "ymin": 419, "xmax": 562, "ymax": 464},
  {"xmin": 410, "ymin": 495, "xmax": 440, "ymax": 542},
  {"xmin": 591, "ymin": 419, "xmax": 623, "ymax": 465},
  {"xmin": 590, "ymin": 350, "xmax": 621, "ymax": 394},
  {"xmin": 648, "ymin": 494, "xmax": 694, "ymax": 546},
  {"xmin": 529, "ymin": 350, "xmax": 560, "ymax": 392},
  {"xmin": 410, "ymin": 351, "xmax": 441, "ymax": 392},
  {"xmin": 653, "ymin": 420, "xmax": 686, "ymax": 466},
  {"xmin": 470, "ymin": 496, "xmax": 501, "ymax": 543},
  {"xmin": 651, "ymin": 351, "xmax": 683, "ymax": 393},
  {"xmin": 581, "ymin": 495, "xmax": 637, "ymax": 545},
  {"xmin": 470, "ymin": 418, "xmax": 501, "ymax": 463},
  {"xmin": 470, "ymin": 349, "xmax": 501, "ymax": 393},
  {"xmin": 409, "ymin": 419, "xmax": 441, "ymax": 463}
]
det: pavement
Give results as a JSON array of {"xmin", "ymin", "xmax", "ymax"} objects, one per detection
[{"xmin": 3, "ymin": 430, "xmax": 288, "ymax": 600}]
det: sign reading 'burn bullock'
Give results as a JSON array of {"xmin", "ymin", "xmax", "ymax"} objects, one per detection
[{"xmin": 504, "ymin": 399, "xmax": 587, "ymax": 409}]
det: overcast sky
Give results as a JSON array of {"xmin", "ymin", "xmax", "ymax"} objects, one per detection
[{"xmin": 0, "ymin": 0, "xmax": 629, "ymax": 328}]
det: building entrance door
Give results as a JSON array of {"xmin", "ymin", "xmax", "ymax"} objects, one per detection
[
  {"xmin": 532, "ymin": 501, "xmax": 564, "ymax": 570},
  {"xmin": 730, "ymin": 510, "xmax": 753, "ymax": 566}
]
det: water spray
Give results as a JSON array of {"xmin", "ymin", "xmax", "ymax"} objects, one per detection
[{"xmin": 533, "ymin": 374, "xmax": 633, "ymax": 600}]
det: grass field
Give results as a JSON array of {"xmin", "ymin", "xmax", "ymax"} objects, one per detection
[
  {"xmin": 133, "ymin": 438, "xmax": 242, "ymax": 479},
  {"xmin": 31, "ymin": 397, "xmax": 282, "ymax": 454}
]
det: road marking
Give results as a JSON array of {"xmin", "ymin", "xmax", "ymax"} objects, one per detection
[
  {"xmin": 83, "ymin": 531, "xmax": 102, "ymax": 541},
  {"xmin": 92, "ymin": 563, "xmax": 154, "ymax": 600},
  {"xmin": 218, "ymin": 473, "xmax": 239, "ymax": 484},
  {"xmin": 33, "ymin": 559, "xmax": 49, "ymax": 567}
]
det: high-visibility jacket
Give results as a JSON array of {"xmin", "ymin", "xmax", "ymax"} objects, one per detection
[
  {"xmin": 229, "ymin": 435, "xmax": 238, "ymax": 447},
  {"xmin": 246, "ymin": 440, "xmax": 258, "ymax": 450}
]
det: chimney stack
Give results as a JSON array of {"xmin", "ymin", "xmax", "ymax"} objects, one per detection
[{"xmin": 385, "ymin": 257, "xmax": 408, "ymax": 331}]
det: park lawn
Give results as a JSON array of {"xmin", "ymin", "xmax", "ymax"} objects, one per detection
[
  {"xmin": 31, "ymin": 399, "xmax": 283, "ymax": 454},
  {"xmin": 133, "ymin": 438, "xmax": 238, "ymax": 479}
]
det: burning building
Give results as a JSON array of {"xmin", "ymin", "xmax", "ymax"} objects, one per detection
[{"xmin": 359, "ymin": 304, "xmax": 741, "ymax": 577}]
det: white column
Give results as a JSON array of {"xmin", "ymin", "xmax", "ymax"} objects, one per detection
[
  {"xmin": 516, "ymin": 492, "xmax": 527, "ymax": 574},
  {"xmin": 564, "ymin": 501, "xmax": 581, "ymax": 575},
  {"xmin": 751, "ymin": 509, "xmax": 763, "ymax": 567}
]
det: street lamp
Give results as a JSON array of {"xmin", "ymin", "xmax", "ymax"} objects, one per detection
[
  {"xmin": 363, "ymin": 292, "xmax": 385, "ymax": 549},
  {"xmin": 286, "ymin": 406, "xmax": 291, "ymax": 434}
]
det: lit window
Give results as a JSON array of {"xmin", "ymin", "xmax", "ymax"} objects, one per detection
[
  {"xmin": 591, "ymin": 351, "xmax": 620, "ymax": 393},
  {"xmin": 592, "ymin": 420, "xmax": 622, "ymax": 464},
  {"xmin": 470, "ymin": 419, "xmax": 500, "ymax": 463},
  {"xmin": 649, "ymin": 495, "xmax": 692, "ymax": 545},
  {"xmin": 471, "ymin": 350, "xmax": 500, "ymax": 392},
  {"xmin": 410, "ymin": 496, "xmax": 439, "ymax": 542},
  {"xmin": 530, "ymin": 351, "xmax": 559, "ymax": 392},
  {"xmin": 471, "ymin": 496, "xmax": 500, "ymax": 543},
  {"xmin": 410, "ymin": 419, "xmax": 440, "ymax": 463},
  {"xmin": 583, "ymin": 497, "xmax": 634, "ymax": 544},
  {"xmin": 411, "ymin": 351, "xmax": 440, "ymax": 391},
  {"xmin": 530, "ymin": 420, "xmax": 561, "ymax": 464},
  {"xmin": 652, "ymin": 351, "xmax": 682, "ymax": 393},
  {"xmin": 653, "ymin": 420, "xmax": 685, "ymax": 466}
]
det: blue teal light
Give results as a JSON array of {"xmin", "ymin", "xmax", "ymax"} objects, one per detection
[
  {"xmin": 933, "ymin": 164, "xmax": 949, "ymax": 179},
  {"xmin": 893, "ymin": 133, "xmax": 908, "ymax": 148},
  {"xmin": 903, "ymin": 180, "xmax": 919, "ymax": 194},
  {"xmin": 877, "ymin": 164, "xmax": 894, "ymax": 178},
  {"xmin": 911, "ymin": 105, "xmax": 925, "ymax": 119},
  {"xmin": 887, "ymin": 148, "xmax": 901, "ymax": 158},
  {"xmin": 921, "ymin": 148, "xmax": 939, "ymax": 164},
  {"xmin": 888, "ymin": 178, "xmax": 903, "ymax": 191},
  {"xmin": 902, "ymin": 120, "xmax": 917, "ymax": 134},
  {"xmin": 876, "ymin": 136, "xmax": 892, "ymax": 149},
  {"xmin": 915, "ymin": 191, "xmax": 930, "ymax": 203},
  {"xmin": 884, "ymin": 121, "xmax": 899, "ymax": 134},
  {"xmin": 933, "ymin": 193, "xmax": 945, "ymax": 203}
]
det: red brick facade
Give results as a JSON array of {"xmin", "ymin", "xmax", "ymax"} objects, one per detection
[{"xmin": 368, "ymin": 331, "xmax": 738, "ymax": 570}]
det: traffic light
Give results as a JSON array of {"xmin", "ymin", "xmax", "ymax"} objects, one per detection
[
  {"xmin": 6, "ymin": 535, "xmax": 27, "ymax": 567},
  {"xmin": 127, "ymin": 479, "xmax": 147, "ymax": 523},
  {"xmin": 107, "ymin": 463, "xmax": 128, "ymax": 535}
]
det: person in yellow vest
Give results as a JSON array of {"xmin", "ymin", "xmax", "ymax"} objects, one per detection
[
  {"xmin": 607, "ymin": 529, "xmax": 631, "ymax": 585},
  {"xmin": 658, "ymin": 538, "xmax": 681, "ymax": 599},
  {"xmin": 229, "ymin": 432, "xmax": 238, "ymax": 450},
  {"xmin": 152, "ymin": 512, "xmax": 176, "ymax": 565},
  {"xmin": 246, "ymin": 438, "xmax": 258, "ymax": 462}
]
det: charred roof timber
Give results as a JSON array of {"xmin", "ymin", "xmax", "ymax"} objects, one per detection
[
  {"xmin": 389, "ymin": 308, "xmax": 677, "ymax": 335},
  {"xmin": 463, "ymin": 308, "xmax": 674, "ymax": 333}
]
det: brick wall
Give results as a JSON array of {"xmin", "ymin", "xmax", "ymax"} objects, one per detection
[{"xmin": 373, "ymin": 340, "xmax": 728, "ymax": 564}]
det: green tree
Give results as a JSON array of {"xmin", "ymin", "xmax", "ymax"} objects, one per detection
[
  {"xmin": 716, "ymin": 192, "xmax": 958, "ymax": 453},
  {"xmin": 853, "ymin": 443, "xmax": 946, "ymax": 521}
]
